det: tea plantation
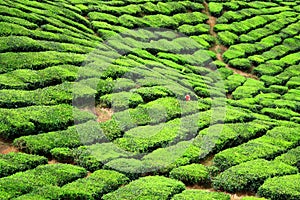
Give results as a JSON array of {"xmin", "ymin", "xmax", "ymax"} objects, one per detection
[{"xmin": 0, "ymin": 0, "xmax": 300, "ymax": 199}]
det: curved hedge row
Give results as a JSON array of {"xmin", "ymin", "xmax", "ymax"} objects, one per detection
[
  {"xmin": 0, "ymin": 152, "xmax": 47, "ymax": 178},
  {"xmin": 257, "ymin": 174, "xmax": 300, "ymax": 200},
  {"xmin": 0, "ymin": 164, "xmax": 87, "ymax": 199},
  {"xmin": 102, "ymin": 176, "xmax": 185, "ymax": 200},
  {"xmin": 212, "ymin": 159, "xmax": 298, "ymax": 193}
]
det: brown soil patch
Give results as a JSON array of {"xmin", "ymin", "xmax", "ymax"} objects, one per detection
[
  {"xmin": 48, "ymin": 159, "xmax": 59, "ymax": 164},
  {"xmin": 208, "ymin": 16, "xmax": 217, "ymax": 37},
  {"xmin": 204, "ymin": 1, "xmax": 259, "ymax": 80},
  {"xmin": 226, "ymin": 65, "xmax": 258, "ymax": 79},
  {"xmin": 79, "ymin": 105, "xmax": 113, "ymax": 123},
  {"xmin": 200, "ymin": 154, "xmax": 214, "ymax": 166},
  {"xmin": 95, "ymin": 106, "xmax": 113, "ymax": 122},
  {"xmin": 86, "ymin": 171, "xmax": 92, "ymax": 178},
  {"xmin": 0, "ymin": 140, "xmax": 18, "ymax": 154},
  {"xmin": 186, "ymin": 185, "xmax": 256, "ymax": 200}
]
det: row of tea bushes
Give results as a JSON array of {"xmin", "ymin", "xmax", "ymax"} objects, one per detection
[
  {"xmin": 0, "ymin": 164, "xmax": 87, "ymax": 199},
  {"xmin": 212, "ymin": 159, "xmax": 298, "ymax": 193},
  {"xmin": 213, "ymin": 126, "xmax": 300, "ymax": 171},
  {"xmin": 13, "ymin": 121, "xmax": 107, "ymax": 155},
  {"xmin": 15, "ymin": 170, "xmax": 129, "ymax": 200},
  {"xmin": 0, "ymin": 65, "xmax": 78, "ymax": 90},
  {"xmin": 0, "ymin": 104, "xmax": 95, "ymax": 139},
  {"xmin": 102, "ymin": 176, "xmax": 185, "ymax": 200},
  {"xmin": 0, "ymin": 152, "xmax": 47, "ymax": 178}
]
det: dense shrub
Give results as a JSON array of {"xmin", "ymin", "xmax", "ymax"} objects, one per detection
[
  {"xmin": 0, "ymin": 153, "xmax": 47, "ymax": 178},
  {"xmin": 225, "ymin": 74, "xmax": 246, "ymax": 93},
  {"xmin": 274, "ymin": 146, "xmax": 300, "ymax": 168},
  {"xmin": 13, "ymin": 186, "xmax": 62, "ymax": 200},
  {"xmin": 261, "ymin": 107, "xmax": 300, "ymax": 120},
  {"xmin": 61, "ymin": 170, "xmax": 129, "ymax": 199},
  {"xmin": 0, "ymin": 104, "xmax": 95, "ymax": 139},
  {"xmin": 74, "ymin": 143, "xmax": 134, "ymax": 172},
  {"xmin": 258, "ymin": 174, "xmax": 300, "ymax": 200},
  {"xmin": 0, "ymin": 51, "xmax": 86, "ymax": 73},
  {"xmin": 100, "ymin": 92, "xmax": 143, "ymax": 111},
  {"xmin": 0, "ymin": 65, "xmax": 78, "ymax": 90},
  {"xmin": 209, "ymin": 2, "xmax": 223, "ymax": 16},
  {"xmin": 229, "ymin": 58, "xmax": 252, "ymax": 71},
  {"xmin": 213, "ymin": 159, "xmax": 298, "ymax": 193},
  {"xmin": 193, "ymin": 121, "xmax": 269, "ymax": 156},
  {"xmin": 0, "ymin": 164, "xmax": 87, "ymax": 199},
  {"xmin": 172, "ymin": 190, "xmax": 230, "ymax": 200},
  {"xmin": 173, "ymin": 12, "xmax": 208, "ymax": 25},
  {"xmin": 102, "ymin": 176, "xmax": 185, "ymax": 200},
  {"xmin": 218, "ymin": 31, "xmax": 238, "ymax": 46},
  {"xmin": 213, "ymin": 126, "xmax": 300, "ymax": 171},
  {"xmin": 13, "ymin": 120, "xmax": 107, "ymax": 155},
  {"xmin": 169, "ymin": 164, "xmax": 209, "ymax": 184},
  {"xmin": 142, "ymin": 140, "xmax": 201, "ymax": 173},
  {"xmin": 50, "ymin": 148, "xmax": 74, "ymax": 163}
]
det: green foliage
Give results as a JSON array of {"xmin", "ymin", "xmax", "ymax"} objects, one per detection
[
  {"xmin": 254, "ymin": 63, "xmax": 283, "ymax": 77},
  {"xmin": 213, "ymin": 159, "xmax": 298, "ymax": 193},
  {"xmin": 50, "ymin": 148, "xmax": 74, "ymax": 163},
  {"xmin": 225, "ymin": 74, "xmax": 246, "ymax": 93},
  {"xmin": 102, "ymin": 176, "xmax": 185, "ymax": 200},
  {"xmin": 61, "ymin": 170, "xmax": 129, "ymax": 199},
  {"xmin": 0, "ymin": 164, "xmax": 87, "ymax": 199},
  {"xmin": 0, "ymin": 65, "xmax": 78, "ymax": 90},
  {"xmin": 0, "ymin": 83, "xmax": 73, "ymax": 108},
  {"xmin": 0, "ymin": 104, "xmax": 95, "ymax": 139},
  {"xmin": 257, "ymin": 174, "xmax": 300, "ymax": 200},
  {"xmin": 74, "ymin": 143, "xmax": 134, "ymax": 172},
  {"xmin": 213, "ymin": 126, "xmax": 300, "ymax": 171},
  {"xmin": 100, "ymin": 92, "xmax": 143, "ymax": 111},
  {"xmin": 0, "ymin": 153, "xmax": 47, "ymax": 178},
  {"xmin": 169, "ymin": 164, "xmax": 209, "ymax": 184},
  {"xmin": 274, "ymin": 146, "xmax": 300, "ymax": 168},
  {"xmin": 134, "ymin": 86, "xmax": 174, "ymax": 102},
  {"xmin": 104, "ymin": 158, "xmax": 149, "ymax": 180},
  {"xmin": 13, "ymin": 120, "xmax": 106, "ymax": 155},
  {"xmin": 209, "ymin": 2, "xmax": 223, "ymax": 17},
  {"xmin": 232, "ymin": 79, "xmax": 265, "ymax": 100},
  {"xmin": 223, "ymin": 49, "xmax": 245, "ymax": 63},
  {"xmin": 142, "ymin": 140, "xmax": 201, "ymax": 174},
  {"xmin": 13, "ymin": 185, "xmax": 62, "ymax": 200},
  {"xmin": 172, "ymin": 190, "xmax": 230, "ymax": 200},
  {"xmin": 88, "ymin": 12, "xmax": 118, "ymax": 24},
  {"xmin": 286, "ymin": 76, "xmax": 300, "ymax": 89},
  {"xmin": 268, "ymin": 85, "xmax": 288, "ymax": 95},
  {"xmin": 0, "ymin": 51, "xmax": 86, "ymax": 73},
  {"xmin": 261, "ymin": 108, "xmax": 300, "ymax": 120},
  {"xmin": 178, "ymin": 24, "xmax": 210, "ymax": 36},
  {"xmin": 229, "ymin": 58, "xmax": 252, "ymax": 71},
  {"xmin": 218, "ymin": 31, "xmax": 238, "ymax": 46},
  {"xmin": 173, "ymin": 12, "xmax": 208, "ymax": 25},
  {"xmin": 193, "ymin": 121, "xmax": 270, "ymax": 156}
]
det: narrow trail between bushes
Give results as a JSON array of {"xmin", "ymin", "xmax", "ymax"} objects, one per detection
[
  {"xmin": 203, "ymin": 2, "xmax": 258, "ymax": 80},
  {"xmin": 0, "ymin": 139, "xmax": 18, "ymax": 154},
  {"xmin": 182, "ymin": 3, "xmax": 260, "ymax": 200},
  {"xmin": 79, "ymin": 105, "xmax": 113, "ymax": 123}
]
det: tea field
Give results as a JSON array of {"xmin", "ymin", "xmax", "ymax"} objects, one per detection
[{"xmin": 0, "ymin": 0, "xmax": 300, "ymax": 199}]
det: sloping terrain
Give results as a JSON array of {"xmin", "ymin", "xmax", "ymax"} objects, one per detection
[{"xmin": 0, "ymin": 0, "xmax": 300, "ymax": 199}]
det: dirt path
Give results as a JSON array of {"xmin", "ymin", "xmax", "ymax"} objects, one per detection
[
  {"xmin": 95, "ymin": 106, "xmax": 113, "ymax": 122},
  {"xmin": 80, "ymin": 105, "xmax": 113, "ymax": 123},
  {"xmin": 187, "ymin": 185, "xmax": 256, "ymax": 200},
  {"xmin": 0, "ymin": 139, "xmax": 18, "ymax": 154},
  {"xmin": 204, "ymin": 1, "xmax": 258, "ymax": 80}
]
